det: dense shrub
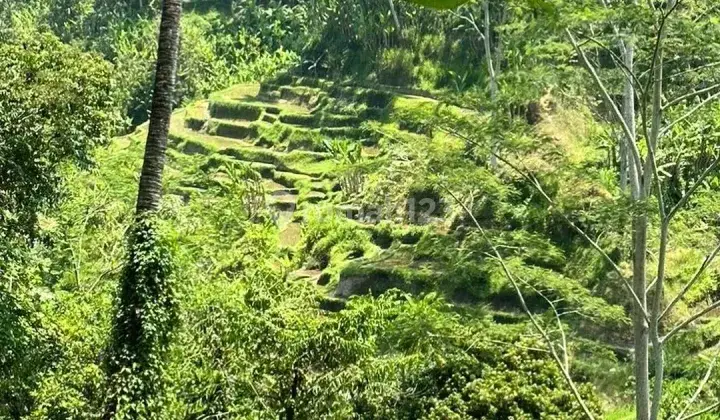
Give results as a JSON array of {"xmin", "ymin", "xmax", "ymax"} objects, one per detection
[
  {"xmin": 297, "ymin": 207, "xmax": 376, "ymax": 269},
  {"xmin": 377, "ymin": 48, "xmax": 417, "ymax": 86},
  {"xmin": 0, "ymin": 25, "xmax": 121, "ymax": 239}
]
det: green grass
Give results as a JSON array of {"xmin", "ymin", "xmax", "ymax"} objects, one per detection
[
  {"xmin": 207, "ymin": 119, "xmax": 261, "ymax": 140},
  {"xmin": 605, "ymin": 406, "xmax": 634, "ymax": 420},
  {"xmin": 209, "ymin": 100, "xmax": 264, "ymax": 121},
  {"xmin": 210, "ymin": 83, "xmax": 261, "ymax": 101}
]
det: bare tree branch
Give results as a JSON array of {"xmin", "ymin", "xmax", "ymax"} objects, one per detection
[
  {"xmin": 524, "ymin": 281, "xmax": 571, "ymax": 371},
  {"xmin": 674, "ymin": 340, "xmax": 720, "ymax": 420},
  {"xmin": 567, "ymin": 29, "xmax": 644, "ymax": 178},
  {"xmin": 664, "ymin": 61, "xmax": 720, "ymax": 81},
  {"xmin": 644, "ymin": 0, "xmax": 684, "ymax": 96},
  {"xmin": 664, "ymin": 300, "xmax": 720, "ymax": 343},
  {"xmin": 679, "ymin": 402, "xmax": 720, "ymax": 420},
  {"xmin": 660, "ymin": 90, "xmax": 720, "ymax": 138},
  {"xmin": 450, "ymin": 9, "xmax": 484, "ymax": 41},
  {"xmin": 581, "ymin": 35, "xmax": 647, "ymax": 99},
  {"xmin": 661, "ymin": 242, "xmax": 720, "ymax": 321},
  {"xmin": 646, "ymin": 276, "xmax": 658, "ymax": 294},
  {"xmin": 666, "ymin": 153, "xmax": 720, "ymax": 222},
  {"xmin": 443, "ymin": 186, "xmax": 596, "ymax": 420},
  {"xmin": 665, "ymin": 82, "xmax": 720, "ymax": 109}
]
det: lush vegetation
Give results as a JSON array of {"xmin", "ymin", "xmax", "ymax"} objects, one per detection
[{"xmin": 2, "ymin": 0, "xmax": 720, "ymax": 419}]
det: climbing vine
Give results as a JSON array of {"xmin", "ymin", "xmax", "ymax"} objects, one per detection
[{"xmin": 104, "ymin": 215, "xmax": 177, "ymax": 419}]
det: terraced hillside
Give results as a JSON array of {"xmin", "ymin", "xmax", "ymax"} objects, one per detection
[
  {"xmin": 21, "ymin": 73, "xmax": 684, "ymax": 418},
  {"xmin": 155, "ymin": 75, "xmax": 626, "ymax": 334},
  {"xmin": 163, "ymin": 77, "xmax": 465, "ymax": 300}
]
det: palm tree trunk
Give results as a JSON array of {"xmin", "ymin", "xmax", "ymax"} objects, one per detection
[
  {"xmin": 136, "ymin": 0, "xmax": 183, "ymax": 214},
  {"xmin": 104, "ymin": 1, "xmax": 182, "ymax": 417}
]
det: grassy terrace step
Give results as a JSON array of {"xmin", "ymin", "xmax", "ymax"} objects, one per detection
[
  {"xmin": 273, "ymin": 171, "xmax": 314, "ymax": 188},
  {"xmin": 209, "ymin": 83, "xmax": 261, "ymax": 101},
  {"xmin": 271, "ymin": 188, "xmax": 298, "ymax": 197},
  {"xmin": 207, "ymin": 119, "xmax": 261, "ymax": 140},
  {"xmin": 263, "ymin": 81, "xmax": 395, "ymax": 109},
  {"xmin": 209, "ymin": 100, "xmax": 266, "ymax": 120},
  {"xmin": 209, "ymin": 99, "xmax": 310, "ymax": 121},
  {"xmin": 288, "ymin": 75, "xmax": 439, "ymax": 101},
  {"xmin": 278, "ymin": 112, "xmax": 361, "ymax": 128},
  {"xmin": 304, "ymin": 191, "xmax": 327, "ymax": 204},
  {"xmin": 264, "ymin": 179, "xmax": 298, "ymax": 195},
  {"xmin": 201, "ymin": 155, "xmax": 277, "ymax": 178},
  {"xmin": 334, "ymin": 258, "xmax": 437, "ymax": 299},
  {"xmin": 219, "ymin": 149, "xmax": 330, "ymax": 177},
  {"xmin": 270, "ymin": 194, "xmax": 299, "ymax": 211},
  {"xmin": 169, "ymin": 126, "xmax": 333, "ymax": 177},
  {"xmin": 276, "ymin": 85, "xmax": 324, "ymax": 106},
  {"xmin": 201, "ymin": 155, "xmax": 317, "ymax": 191},
  {"xmin": 255, "ymin": 123, "xmax": 378, "ymax": 152},
  {"xmin": 258, "ymin": 123, "xmax": 377, "ymax": 146},
  {"xmin": 262, "ymin": 113, "xmax": 278, "ymax": 124},
  {"xmin": 319, "ymin": 126, "xmax": 375, "ymax": 141}
]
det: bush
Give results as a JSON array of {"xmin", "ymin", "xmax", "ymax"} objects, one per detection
[
  {"xmin": 0, "ymin": 24, "xmax": 121, "ymax": 240},
  {"xmin": 414, "ymin": 59, "xmax": 444, "ymax": 91},
  {"xmin": 377, "ymin": 48, "xmax": 416, "ymax": 87},
  {"xmin": 297, "ymin": 207, "xmax": 376, "ymax": 270}
]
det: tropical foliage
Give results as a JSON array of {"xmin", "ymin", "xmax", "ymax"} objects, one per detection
[{"xmin": 2, "ymin": 0, "xmax": 720, "ymax": 419}]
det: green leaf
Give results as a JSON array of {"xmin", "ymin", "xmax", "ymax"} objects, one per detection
[{"xmin": 402, "ymin": 0, "xmax": 472, "ymax": 9}]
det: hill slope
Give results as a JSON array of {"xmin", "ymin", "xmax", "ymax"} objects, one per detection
[{"xmin": 27, "ymin": 76, "xmax": 720, "ymax": 419}]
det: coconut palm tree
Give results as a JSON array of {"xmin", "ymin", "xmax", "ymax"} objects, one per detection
[
  {"xmin": 136, "ymin": 0, "xmax": 183, "ymax": 213},
  {"xmin": 105, "ymin": 0, "xmax": 182, "ymax": 417}
]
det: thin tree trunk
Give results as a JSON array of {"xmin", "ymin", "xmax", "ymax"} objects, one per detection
[
  {"xmin": 648, "ymin": 3, "xmax": 676, "ymax": 420},
  {"xmin": 615, "ymin": 11, "xmax": 650, "ymax": 419},
  {"xmin": 619, "ymin": 40, "xmax": 634, "ymax": 192},
  {"xmin": 136, "ymin": 0, "xmax": 183, "ymax": 214},
  {"xmin": 619, "ymin": 135, "xmax": 628, "ymax": 191},
  {"xmin": 633, "ymin": 215, "xmax": 650, "ymax": 420},
  {"xmin": 482, "ymin": 0, "xmax": 499, "ymax": 169},
  {"xmin": 483, "ymin": 1, "xmax": 497, "ymax": 100},
  {"xmin": 623, "ymin": 41, "xmax": 639, "ymax": 199},
  {"xmin": 388, "ymin": 0, "xmax": 401, "ymax": 36},
  {"xmin": 494, "ymin": 3, "xmax": 505, "ymax": 75}
]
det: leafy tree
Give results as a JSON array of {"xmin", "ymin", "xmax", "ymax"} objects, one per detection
[
  {"xmin": 0, "ymin": 19, "xmax": 119, "ymax": 419},
  {"xmin": 0, "ymin": 23, "xmax": 120, "ymax": 245}
]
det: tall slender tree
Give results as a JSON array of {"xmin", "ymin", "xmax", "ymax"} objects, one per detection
[
  {"xmin": 452, "ymin": 0, "xmax": 500, "ymax": 167},
  {"xmin": 136, "ymin": 0, "xmax": 182, "ymax": 214},
  {"xmin": 105, "ymin": 0, "xmax": 182, "ymax": 418}
]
